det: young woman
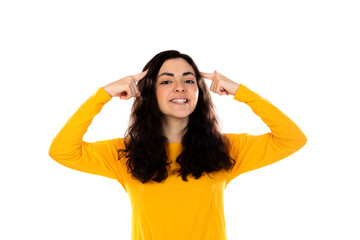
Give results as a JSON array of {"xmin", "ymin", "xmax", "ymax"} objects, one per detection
[{"xmin": 49, "ymin": 50, "xmax": 307, "ymax": 240}]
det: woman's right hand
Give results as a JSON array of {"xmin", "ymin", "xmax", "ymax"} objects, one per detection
[{"xmin": 102, "ymin": 69, "xmax": 148, "ymax": 100}]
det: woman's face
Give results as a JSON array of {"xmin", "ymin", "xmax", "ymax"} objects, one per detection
[{"xmin": 155, "ymin": 58, "xmax": 199, "ymax": 122}]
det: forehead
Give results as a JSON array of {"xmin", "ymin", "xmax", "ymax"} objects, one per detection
[{"xmin": 157, "ymin": 58, "xmax": 195, "ymax": 76}]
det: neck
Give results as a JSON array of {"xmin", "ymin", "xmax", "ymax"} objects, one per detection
[{"xmin": 161, "ymin": 117, "xmax": 189, "ymax": 143}]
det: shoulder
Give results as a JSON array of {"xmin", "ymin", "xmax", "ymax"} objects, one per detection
[
  {"xmin": 221, "ymin": 133, "xmax": 256, "ymax": 151},
  {"xmin": 222, "ymin": 133, "xmax": 248, "ymax": 143},
  {"xmin": 110, "ymin": 137, "xmax": 126, "ymax": 150}
]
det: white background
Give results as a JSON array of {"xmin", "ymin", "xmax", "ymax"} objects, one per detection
[{"xmin": 1, "ymin": 0, "xmax": 359, "ymax": 239}]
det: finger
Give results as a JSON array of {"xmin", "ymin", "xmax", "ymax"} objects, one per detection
[
  {"xmin": 219, "ymin": 89, "xmax": 229, "ymax": 96},
  {"xmin": 132, "ymin": 69, "xmax": 149, "ymax": 83},
  {"xmin": 213, "ymin": 70, "xmax": 219, "ymax": 90},
  {"xmin": 213, "ymin": 74, "xmax": 219, "ymax": 94},
  {"xmin": 119, "ymin": 85, "xmax": 134, "ymax": 100},
  {"xmin": 200, "ymin": 72, "xmax": 214, "ymax": 81},
  {"xmin": 215, "ymin": 85, "xmax": 221, "ymax": 95},
  {"xmin": 119, "ymin": 90, "xmax": 130, "ymax": 100},
  {"xmin": 214, "ymin": 73, "xmax": 224, "ymax": 95},
  {"xmin": 129, "ymin": 84, "xmax": 138, "ymax": 98},
  {"xmin": 131, "ymin": 82, "xmax": 141, "ymax": 97},
  {"xmin": 122, "ymin": 94, "xmax": 131, "ymax": 100},
  {"xmin": 210, "ymin": 80, "xmax": 215, "ymax": 93}
]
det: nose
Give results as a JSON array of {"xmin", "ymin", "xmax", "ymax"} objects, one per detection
[{"xmin": 174, "ymin": 81, "xmax": 185, "ymax": 92}]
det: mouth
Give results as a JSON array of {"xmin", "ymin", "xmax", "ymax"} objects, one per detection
[{"xmin": 169, "ymin": 99, "xmax": 189, "ymax": 104}]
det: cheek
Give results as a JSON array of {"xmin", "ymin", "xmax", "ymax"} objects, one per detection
[
  {"xmin": 193, "ymin": 86, "xmax": 199, "ymax": 99},
  {"xmin": 190, "ymin": 89, "xmax": 199, "ymax": 107},
  {"xmin": 156, "ymin": 88, "xmax": 166, "ymax": 105},
  {"xmin": 193, "ymin": 88, "xmax": 200, "ymax": 106},
  {"xmin": 155, "ymin": 87, "xmax": 161, "ymax": 99}
]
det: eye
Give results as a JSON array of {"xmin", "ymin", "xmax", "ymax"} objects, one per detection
[
  {"xmin": 161, "ymin": 80, "xmax": 171, "ymax": 85},
  {"xmin": 185, "ymin": 80, "xmax": 195, "ymax": 84}
]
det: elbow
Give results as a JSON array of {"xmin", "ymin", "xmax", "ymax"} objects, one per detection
[
  {"xmin": 48, "ymin": 140, "xmax": 59, "ymax": 160},
  {"xmin": 297, "ymin": 134, "xmax": 307, "ymax": 149},
  {"xmin": 274, "ymin": 133, "xmax": 307, "ymax": 152},
  {"xmin": 302, "ymin": 135, "xmax": 307, "ymax": 145},
  {"xmin": 48, "ymin": 142, "xmax": 55, "ymax": 158},
  {"xmin": 48, "ymin": 149, "xmax": 55, "ymax": 160},
  {"xmin": 48, "ymin": 143, "xmax": 82, "ymax": 163},
  {"xmin": 48, "ymin": 142, "xmax": 65, "ymax": 162},
  {"xmin": 48, "ymin": 146, "xmax": 59, "ymax": 161},
  {"xmin": 294, "ymin": 128, "xmax": 307, "ymax": 148},
  {"xmin": 299, "ymin": 139, "xmax": 307, "ymax": 150},
  {"xmin": 300, "ymin": 131, "xmax": 307, "ymax": 146},
  {"xmin": 48, "ymin": 148, "xmax": 72, "ymax": 165}
]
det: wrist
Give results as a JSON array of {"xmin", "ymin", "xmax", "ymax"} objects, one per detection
[
  {"xmin": 229, "ymin": 83, "xmax": 240, "ymax": 96},
  {"xmin": 102, "ymin": 86, "xmax": 113, "ymax": 98}
]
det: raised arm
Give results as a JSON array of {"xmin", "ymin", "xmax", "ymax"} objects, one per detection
[
  {"xmin": 48, "ymin": 70, "xmax": 148, "ymax": 179},
  {"xmin": 201, "ymin": 71, "xmax": 307, "ymax": 185}
]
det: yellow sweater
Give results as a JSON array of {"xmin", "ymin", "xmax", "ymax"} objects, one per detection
[{"xmin": 49, "ymin": 84, "xmax": 307, "ymax": 240}]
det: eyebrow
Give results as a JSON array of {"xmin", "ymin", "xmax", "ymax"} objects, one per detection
[{"xmin": 158, "ymin": 72, "xmax": 196, "ymax": 78}]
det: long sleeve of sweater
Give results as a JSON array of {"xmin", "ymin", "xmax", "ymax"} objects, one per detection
[
  {"xmin": 48, "ymin": 84, "xmax": 307, "ymax": 188},
  {"xmin": 224, "ymin": 84, "xmax": 307, "ymax": 186},
  {"xmin": 48, "ymin": 87, "xmax": 120, "ymax": 180},
  {"xmin": 48, "ymin": 84, "xmax": 307, "ymax": 240}
]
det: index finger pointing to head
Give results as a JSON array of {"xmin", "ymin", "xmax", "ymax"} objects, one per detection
[
  {"xmin": 200, "ymin": 72, "xmax": 214, "ymax": 81},
  {"xmin": 132, "ymin": 69, "xmax": 148, "ymax": 82}
]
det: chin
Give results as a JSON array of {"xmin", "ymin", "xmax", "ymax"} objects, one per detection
[{"xmin": 166, "ymin": 114, "xmax": 191, "ymax": 120}]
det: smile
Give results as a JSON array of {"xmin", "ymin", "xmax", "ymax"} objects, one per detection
[{"xmin": 170, "ymin": 99, "xmax": 189, "ymax": 103}]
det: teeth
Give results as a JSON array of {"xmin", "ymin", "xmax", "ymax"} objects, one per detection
[{"xmin": 171, "ymin": 99, "xmax": 188, "ymax": 103}]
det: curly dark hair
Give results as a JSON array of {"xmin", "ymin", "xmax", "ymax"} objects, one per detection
[{"xmin": 118, "ymin": 50, "xmax": 235, "ymax": 183}]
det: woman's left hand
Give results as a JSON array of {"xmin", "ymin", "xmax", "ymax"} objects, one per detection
[{"xmin": 200, "ymin": 71, "xmax": 240, "ymax": 96}]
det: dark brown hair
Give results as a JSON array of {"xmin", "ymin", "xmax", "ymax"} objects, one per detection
[{"xmin": 118, "ymin": 50, "xmax": 235, "ymax": 183}]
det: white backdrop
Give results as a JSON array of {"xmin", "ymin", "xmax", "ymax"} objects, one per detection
[{"xmin": 1, "ymin": 0, "xmax": 359, "ymax": 239}]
